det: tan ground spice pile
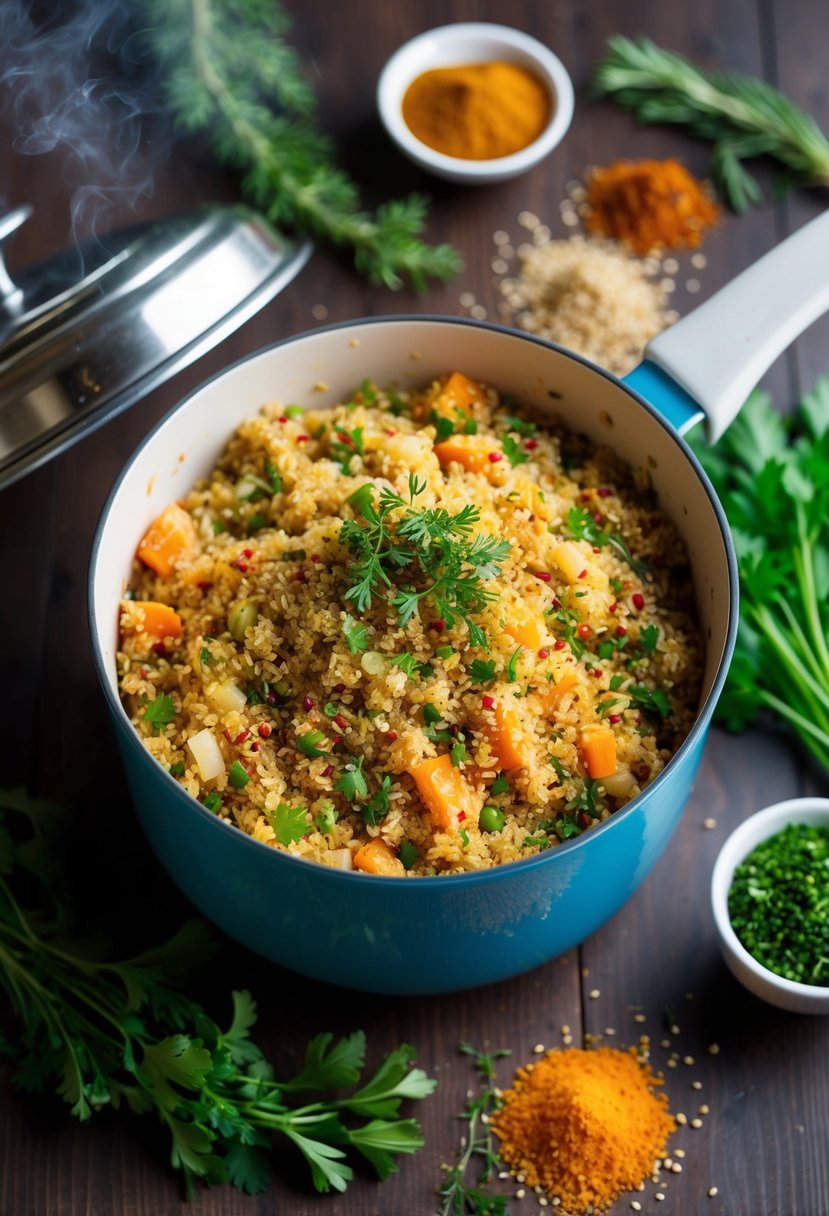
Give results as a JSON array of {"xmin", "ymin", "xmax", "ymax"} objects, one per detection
[
  {"xmin": 491, "ymin": 1045, "xmax": 675, "ymax": 1214},
  {"xmin": 498, "ymin": 235, "xmax": 672, "ymax": 375}
]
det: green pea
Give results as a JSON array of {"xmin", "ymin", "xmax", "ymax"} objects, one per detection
[
  {"xmin": 228, "ymin": 597, "xmax": 258, "ymax": 641},
  {"xmin": 480, "ymin": 804, "xmax": 506, "ymax": 833}
]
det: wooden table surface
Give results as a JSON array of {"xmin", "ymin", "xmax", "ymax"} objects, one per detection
[{"xmin": 2, "ymin": 1, "xmax": 829, "ymax": 1213}]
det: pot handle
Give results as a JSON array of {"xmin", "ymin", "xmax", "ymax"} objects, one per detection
[{"xmin": 623, "ymin": 209, "xmax": 829, "ymax": 441}]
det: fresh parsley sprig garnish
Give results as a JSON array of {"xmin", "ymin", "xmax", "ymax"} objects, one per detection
[
  {"xmin": 0, "ymin": 791, "xmax": 435, "ymax": 1199},
  {"xmin": 339, "ymin": 475, "xmax": 511, "ymax": 648},
  {"xmin": 566, "ymin": 504, "xmax": 649, "ymax": 576}
]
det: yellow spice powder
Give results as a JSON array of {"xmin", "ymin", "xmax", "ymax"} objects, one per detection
[{"xmin": 491, "ymin": 1046, "xmax": 675, "ymax": 1213}]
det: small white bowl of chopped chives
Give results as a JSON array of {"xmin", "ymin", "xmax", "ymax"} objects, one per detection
[{"xmin": 711, "ymin": 798, "xmax": 829, "ymax": 1014}]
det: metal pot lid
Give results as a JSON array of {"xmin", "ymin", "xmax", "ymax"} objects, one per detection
[{"xmin": 0, "ymin": 203, "xmax": 311, "ymax": 491}]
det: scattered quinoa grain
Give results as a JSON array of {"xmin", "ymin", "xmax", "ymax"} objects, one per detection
[
  {"xmin": 589, "ymin": 988, "xmax": 600, "ymax": 999},
  {"xmin": 533, "ymin": 1043, "xmax": 546, "ymax": 1054},
  {"xmin": 691, "ymin": 1118, "xmax": 703, "ymax": 1129},
  {"xmin": 708, "ymin": 1186, "xmax": 719, "ymax": 1197},
  {"xmin": 676, "ymin": 1113, "xmax": 687, "ymax": 1125},
  {"xmin": 692, "ymin": 1081, "xmax": 703, "ymax": 1090},
  {"xmin": 655, "ymin": 1192, "xmax": 665, "ymax": 1201},
  {"xmin": 683, "ymin": 1055, "xmax": 695, "ymax": 1066},
  {"xmin": 707, "ymin": 1044, "xmax": 720, "ymax": 1055},
  {"xmin": 703, "ymin": 817, "xmax": 717, "ymax": 829},
  {"xmin": 699, "ymin": 1104, "xmax": 709, "ymax": 1115}
]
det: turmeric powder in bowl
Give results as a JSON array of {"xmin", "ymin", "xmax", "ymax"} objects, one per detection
[{"xmin": 402, "ymin": 61, "xmax": 552, "ymax": 160}]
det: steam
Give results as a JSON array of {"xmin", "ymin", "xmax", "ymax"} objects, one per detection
[{"xmin": 0, "ymin": 1, "xmax": 169, "ymax": 246}]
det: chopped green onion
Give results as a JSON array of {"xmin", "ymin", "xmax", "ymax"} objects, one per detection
[
  {"xmin": 203, "ymin": 791, "xmax": 223, "ymax": 813},
  {"xmin": 435, "ymin": 645, "xmax": 454, "ymax": 660},
  {"xmin": 491, "ymin": 774, "xmax": 510, "ymax": 795},
  {"xmin": 507, "ymin": 647, "xmax": 522, "ymax": 682},
  {"xmin": 228, "ymin": 760, "xmax": 250, "ymax": 790},
  {"xmin": 423, "ymin": 703, "xmax": 442, "ymax": 725},
  {"xmin": 347, "ymin": 483, "xmax": 375, "ymax": 513},
  {"xmin": 399, "ymin": 840, "xmax": 419, "ymax": 870}
]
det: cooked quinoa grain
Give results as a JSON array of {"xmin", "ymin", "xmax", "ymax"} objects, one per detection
[{"xmin": 118, "ymin": 371, "xmax": 702, "ymax": 876}]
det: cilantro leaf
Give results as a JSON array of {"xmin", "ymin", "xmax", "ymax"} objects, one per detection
[
  {"xmin": 139, "ymin": 693, "xmax": 175, "ymax": 735},
  {"xmin": 283, "ymin": 1031, "xmax": 366, "ymax": 1092},
  {"xmin": 347, "ymin": 1117, "xmax": 425, "ymax": 1180},
  {"xmin": 342, "ymin": 613, "xmax": 370, "ymax": 654},
  {"xmin": 342, "ymin": 1043, "xmax": 436, "ymax": 1118},
  {"xmin": 501, "ymin": 434, "xmax": 529, "ymax": 467},
  {"xmin": 268, "ymin": 802, "xmax": 311, "ymax": 844},
  {"xmin": 469, "ymin": 659, "xmax": 497, "ymax": 683},
  {"xmin": 335, "ymin": 756, "xmax": 368, "ymax": 801},
  {"xmin": 389, "ymin": 652, "xmax": 419, "ymax": 678},
  {"xmin": 627, "ymin": 683, "xmax": 672, "ymax": 720},
  {"xmin": 363, "ymin": 775, "xmax": 392, "ymax": 826}
]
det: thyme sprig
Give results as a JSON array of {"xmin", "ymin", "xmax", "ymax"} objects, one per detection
[
  {"xmin": 593, "ymin": 36, "xmax": 829, "ymax": 211},
  {"xmin": 438, "ymin": 1042, "xmax": 510, "ymax": 1216},
  {"xmin": 144, "ymin": 0, "xmax": 462, "ymax": 288}
]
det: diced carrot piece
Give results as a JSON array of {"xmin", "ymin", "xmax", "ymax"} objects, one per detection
[
  {"xmin": 431, "ymin": 371, "xmax": 486, "ymax": 415},
  {"xmin": 128, "ymin": 601, "xmax": 182, "ymax": 642},
  {"xmin": 580, "ymin": 725, "xmax": 617, "ymax": 779},
  {"xmin": 505, "ymin": 603, "xmax": 545, "ymax": 650},
  {"xmin": 536, "ymin": 671, "xmax": 578, "ymax": 714},
  {"xmin": 409, "ymin": 753, "xmax": 481, "ymax": 834},
  {"xmin": 353, "ymin": 838, "xmax": 405, "ymax": 876},
  {"xmin": 551, "ymin": 540, "xmax": 587, "ymax": 585},
  {"xmin": 137, "ymin": 503, "xmax": 198, "ymax": 577},
  {"xmin": 485, "ymin": 703, "xmax": 532, "ymax": 771},
  {"xmin": 434, "ymin": 434, "xmax": 499, "ymax": 477}
]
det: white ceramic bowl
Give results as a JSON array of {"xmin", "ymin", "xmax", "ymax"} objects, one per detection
[
  {"xmin": 711, "ymin": 797, "xmax": 829, "ymax": 1014},
  {"xmin": 377, "ymin": 22, "xmax": 574, "ymax": 184}
]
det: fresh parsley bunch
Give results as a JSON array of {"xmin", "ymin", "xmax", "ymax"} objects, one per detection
[
  {"xmin": 144, "ymin": 0, "xmax": 462, "ymax": 289},
  {"xmin": 689, "ymin": 378, "xmax": 829, "ymax": 770},
  {"xmin": 0, "ymin": 790, "xmax": 435, "ymax": 1197},
  {"xmin": 340, "ymin": 475, "xmax": 511, "ymax": 649}
]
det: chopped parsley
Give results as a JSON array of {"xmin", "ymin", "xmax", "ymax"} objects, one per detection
[
  {"xmin": 389, "ymin": 652, "xmax": 419, "ymax": 678},
  {"xmin": 500, "ymin": 413, "xmax": 537, "ymax": 437},
  {"xmin": 490, "ymin": 774, "xmax": 510, "ymax": 795},
  {"xmin": 506, "ymin": 647, "xmax": 522, "ymax": 683},
  {"xmin": 363, "ymin": 775, "xmax": 392, "ymax": 827},
  {"xmin": 469, "ymin": 659, "xmax": 497, "ymax": 684},
  {"xmin": 314, "ymin": 800, "xmax": 338, "ymax": 834},
  {"xmin": 269, "ymin": 802, "xmax": 311, "ymax": 845},
  {"xmin": 342, "ymin": 613, "xmax": 370, "ymax": 654},
  {"xmin": 399, "ymin": 840, "xmax": 419, "ymax": 870},
  {"xmin": 264, "ymin": 460, "xmax": 282, "ymax": 493},
  {"xmin": 297, "ymin": 730, "xmax": 328, "ymax": 758},
  {"xmin": 422, "ymin": 703, "xmax": 442, "ymax": 726},
  {"xmin": 335, "ymin": 756, "xmax": 368, "ymax": 802},
  {"xmin": 139, "ymin": 693, "xmax": 175, "ymax": 735},
  {"xmin": 203, "ymin": 790, "xmax": 222, "ymax": 814},
  {"xmin": 330, "ymin": 425, "xmax": 365, "ymax": 473},
  {"xmin": 228, "ymin": 760, "xmax": 250, "ymax": 790},
  {"xmin": 501, "ymin": 434, "xmax": 529, "ymax": 468},
  {"xmin": 566, "ymin": 504, "xmax": 649, "ymax": 576},
  {"xmin": 627, "ymin": 684, "xmax": 672, "ymax": 720}
]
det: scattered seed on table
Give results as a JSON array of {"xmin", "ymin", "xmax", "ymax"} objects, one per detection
[
  {"xmin": 470, "ymin": 304, "xmax": 488, "ymax": 320},
  {"xmin": 533, "ymin": 1043, "xmax": 545, "ymax": 1054},
  {"xmin": 672, "ymin": 1163, "xmax": 683, "ymax": 1174},
  {"xmin": 589, "ymin": 988, "xmax": 600, "ymax": 999},
  {"xmin": 562, "ymin": 212, "xmax": 579, "ymax": 226},
  {"xmin": 683, "ymin": 1055, "xmax": 695, "ymax": 1065},
  {"xmin": 311, "ymin": 303, "xmax": 328, "ymax": 320},
  {"xmin": 708, "ymin": 1186, "xmax": 719, "ymax": 1197},
  {"xmin": 703, "ymin": 817, "xmax": 717, "ymax": 829},
  {"xmin": 459, "ymin": 291, "xmax": 476, "ymax": 308},
  {"xmin": 631, "ymin": 1203, "xmax": 642, "ymax": 1211},
  {"xmin": 676, "ymin": 1112, "xmax": 687, "ymax": 1125},
  {"xmin": 662, "ymin": 257, "xmax": 679, "ymax": 274},
  {"xmin": 692, "ymin": 253, "xmax": 708, "ymax": 269},
  {"xmin": 493, "ymin": 229, "xmax": 510, "ymax": 245},
  {"xmin": 691, "ymin": 1118, "xmax": 703, "ymax": 1129},
  {"xmin": 516, "ymin": 1188, "xmax": 526, "ymax": 1199},
  {"xmin": 634, "ymin": 1013, "xmax": 647, "ymax": 1023},
  {"xmin": 667, "ymin": 1059, "xmax": 678, "ymax": 1068},
  {"xmin": 687, "ymin": 278, "xmax": 701, "ymax": 293},
  {"xmin": 655, "ymin": 1192, "xmax": 665, "ymax": 1201},
  {"xmin": 699, "ymin": 1104, "xmax": 710, "ymax": 1115},
  {"xmin": 692, "ymin": 1080, "xmax": 703, "ymax": 1090},
  {"xmin": 708, "ymin": 1043, "xmax": 720, "ymax": 1055},
  {"xmin": 675, "ymin": 1149, "xmax": 686, "ymax": 1158}
]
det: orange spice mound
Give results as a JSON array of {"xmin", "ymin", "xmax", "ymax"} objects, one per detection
[
  {"xmin": 584, "ymin": 158, "xmax": 719, "ymax": 255},
  {"xmin": 491, "ymin": 1046, "xmax": 675, "ymax": 1214}
]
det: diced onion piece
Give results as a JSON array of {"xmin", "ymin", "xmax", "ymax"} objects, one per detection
[
  {"xmin": 551, "ymin": 540, "xmax": 587, "ymax": 584},
  {"xmin": 601, "ymin": 768, "xmax": 637, "ymax": 797},
  {"xmin": 207, "ymin": 679, "xmax": 247, "ymax": 714},
  {"xmin": 328, "ymin": 848, "xmax": 353, "ymax": 871},
  {"xmin": 361, "ymin": 650, "xmax": 385, "ymax": 675},
  {"xmin": 187, "ymin": 728, "xmax": 225, "ymax": 781}
]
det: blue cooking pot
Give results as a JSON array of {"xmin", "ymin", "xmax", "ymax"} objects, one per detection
[{"xmin": 89, "ymin": 214, "xmax": 829, "ymax": 994}]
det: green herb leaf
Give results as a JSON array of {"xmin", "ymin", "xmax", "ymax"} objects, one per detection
[
  {"xmin": 469, "ymin": 659, "xmax": 497, "ymax": 684},
  {"xmin": 335, "ymin": 756, "xmax": 368, "ymax": 802},
  {"xmin": 363, "ymin": 775, "xmax": 392, "ymax": 827},
  {"xmin": 399, "ymin": 841, "xmax": 419, "ymax": 870},
  {"xmin": 342, "ymin": 613, "xmax": 370, "ymax": 654},
  {"xmin": 506, "ymin": 647, "xmax": 522, "ymax": 682},
  {"xmin": 139, "ymin": 693, "xmax": 175, "ymax": 735},
  {"xmin": 389, "ymin": 652, "xmax": 419, "ymax": 678},
  {"xmin": 268, "ymin": 802, "xmax": 311, "ymax": 844}
]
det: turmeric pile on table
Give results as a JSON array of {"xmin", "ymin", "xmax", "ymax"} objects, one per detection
[
  {"xmin": 584, "ymin": 158, "xmax": 719, "ymax": 254},
  {"xmin": 491, "ymin": 1045, "xmax": 675, "ymax": 1213}
]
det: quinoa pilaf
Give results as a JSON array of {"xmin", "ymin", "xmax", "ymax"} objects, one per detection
[{"xmin": 118, "ymin": 371, "xmax": 702, "ymax": 876}]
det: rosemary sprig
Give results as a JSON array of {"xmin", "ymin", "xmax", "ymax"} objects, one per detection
[
  {"xmin": 438, "ymin": 1042, "xmax": 510, "ymax": 1216},
  {"xmin": 143, "ymin": 0, "xmax": 462, "ymax": 289},
  {"xmin": 593, "ymin": 36, "xmax": 829, "ymax": 211}
]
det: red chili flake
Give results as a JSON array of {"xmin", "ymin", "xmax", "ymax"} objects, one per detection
[
  {"xmin": 258, "ymin": 723, "xmax": 272, "ymax": 738},
  {"xmin": 234, "ymin": 729, "xmax": 250, "ymax": 745},
  {"xmin": 482, "ymin": 695, "xmax": 495, "ymax": 709},
  {"xmin": 234, "ymin": 559, "xmax": 248, "ymax": 572},
  {"xmin": 431, "ymin": 619, "xmax": 446, "ymax": 633},
  {"xmin": 310, "ymin": 554, "xmax": 321, "ymax": 563},
  {"xmin": 578, "ymin": 569, "xmax": 588, "ymax": 580},
  {"xmin": 334, "ymin": 713, "xmax": 349, "ymax": 731},
  {"xmin": 291, "ymin": 569, "xmax": 307, "ymax": 583},
  {"xmin": 524, "ymin": 438, "xmax": 539, "ymax": 450},
  {"xmin": 533, "ymin": 570, "xmax": 552, "ymax": 582},
  {"xmin": 333, "ymin": 682, "xmax": 346, "ymax": 693},
  {"xmin": 615, "ymin": 625, "xmax": 627, "ymax": 637},
  {"xmin": 385, "ymin": 428, "xmax": 397, "ymax": 436},
  {"xmin": 250, "ymin": 742, "xmax": 260, "ymax": 752},
  {"xmin": 303, "ymin": 696, "xmax": 315, "ymax": 711},
  {"xmin": 385, "ymin": 730, "xmax": 398, "ymax": 742},
  {"xmin": 608, "ymin": 602, "xmax": 618, "ymax": 614},
  {"xmin": 632, "ymin": 592, "xmax": 645, "ymax": 611},
  {"xmin": 577, "ymin": 812, "xmax": 591, "ymax": 829},
  {"xmin": 554, "ymin": 639, "xmax": 567, "ymax": 651},
  {"xmin": 592, "ymin": 668, "xmax": 602, "ymax": 678},
  {"xmin": 577, "ymin": 623, "xmax": 592, "ymax": 639},
  {"xmin": 223, "ymin": 728, "xmax": 233, "ymax": 743},
  {"xmin": 242, "ymin": 548, "xmax": 254, "ymax": 558},
  {"xmin": 592, "ymin": 546, "xmax": 602, "ymax": 554},
  {"xmin": 277, "ymin": 415, "xmax": 287, "ymax": 423},
  {"xmin": 151, "ymin": 641, "xmax": 166, "ymax": 655},
  {"xmin": 537, "ymin": 648, "xmax": 549, "ymax": 660},
  {"xmin": 488, "ymin": 451, "xmax": 503, "ymax": 463},
  {"xmin": 197, "ymin": 581, "xmax": 212, "ymax": 593},
  {"xmin": 296, "ymin": 434, "xmax": 311, "ymax": 443},
  {"xmin": 597, "ymin": 487, "xmax": 612, "ymax": 498},
  {"xmin": 458, "ymin": 810, "xmax": 467, "ymax": 821},
  {"xmin": 608, "ymin": 714, "xmax": 622, "ymax": 724},
  {"xmin": 139, "ymin": 667, "xmax": 148, "ymax": 678},
  {"xmin": 322, "ymin": 763, "xmax": 334, "ymax": 778}
]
